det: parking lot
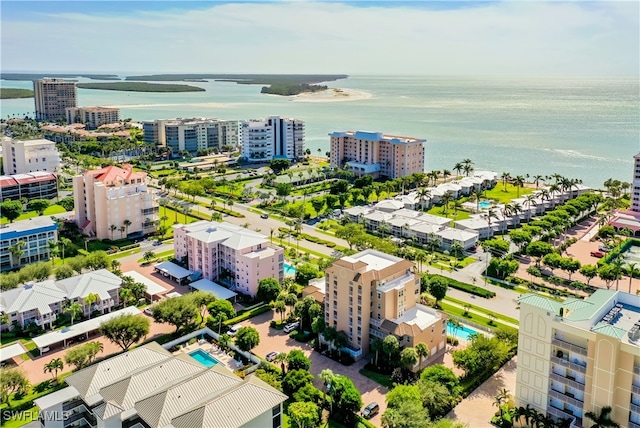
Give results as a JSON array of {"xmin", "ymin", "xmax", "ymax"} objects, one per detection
[{"xmin": 243, "ymin": 310, "xmax": 388, "ymax": 427}]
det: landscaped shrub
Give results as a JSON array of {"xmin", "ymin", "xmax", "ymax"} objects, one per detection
[
  {"xmin": 223, "ymin": 304, "xmax": 271, "ymax": 326},
  {"xmin": 424, "ymin": 274, "xmax": 495, "ymax": 298}
]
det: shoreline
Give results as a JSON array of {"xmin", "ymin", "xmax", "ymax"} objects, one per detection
[{"xmin": 290, "ymin": 87, "xmax": 373, "ymax": 103}]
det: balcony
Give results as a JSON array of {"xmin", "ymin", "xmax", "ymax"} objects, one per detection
[
  {"xmin": 550, "ymin": 372, "xmax": 585, "ymax": 389},
  {"xmin": 63, "ymin": 411, "xmax": 96, "ymax": 427},
  {"xmin": 548, "ymin": 404, "xmax": 581, "ymax": 426},
  {"xmin": 629, "ymin": 421, "xmax": 640, "ymax": 428},
  {"xmin": 62, "ymin": 398, "xmax": 84, "ymax": 412},
  {"xmin": 634, "ymin": 366, "xmax": 640, "ymax": 375},
  {"xmin": 551, "ymin": 356, "xmax": 586, "ymax": 374},
  {"xmin": 632, "ymin": 403, "xmax": 640, "ymax": 414},
  {"xmin": 633, "ymin": 384, "xmax": 640, "ymax": 395},
  {"xmin": 552, "ymin": 338, "xmax": 587, "ymax": 356},
  {"xmin": 549, "ymin": 389, "xmax": 583, "ymax": 408}
]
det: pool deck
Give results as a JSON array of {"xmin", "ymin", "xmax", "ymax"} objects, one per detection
[{"xmin": 172, "ymin": 340, "xmax": 244, "ymax": 370}]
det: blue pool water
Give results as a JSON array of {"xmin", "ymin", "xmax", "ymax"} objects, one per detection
[
  {"xmin": 189, "ymin": 349, "xmax": 220, "ymax": 367},
  {"xmin": 478, "ymin": 201, "xmax": 492, "ymax": 209},
  {"xmin": 447, "ymin": 323, "xmax": 480, "ymax": 341},
  {"xmin": 284, "ymin": 263, "xmax": 296, "ymax": 274}
]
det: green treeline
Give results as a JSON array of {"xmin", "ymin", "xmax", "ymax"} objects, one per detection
[
  {"xmin": 76, "ymin": 82, "xmax": 205, "ymax": 93},
  {"xmin": 124, "ymin": 73, "xmax": 348, "ymax": 85},
  {"xmin": 0, "ymin": 88, "xmax": 34, "ymax": 99},
  {"xmin": 261, "ymin": 83, "xmax": 329, "ymax": 96}
]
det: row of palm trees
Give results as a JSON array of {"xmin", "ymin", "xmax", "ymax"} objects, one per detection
[{"xmin": 109, "ymin": 219, "xmax": 132, "ymax": 240}]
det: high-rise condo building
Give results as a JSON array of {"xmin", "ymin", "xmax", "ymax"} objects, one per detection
[
  {"xmin": 73, "ymin": 165, "xmax": 158, "ymax": 240},
  {"xmin": 173, "ymin": 221, "xmax": 284, "ymax": 297},
  {"xmin": 324, "ymin": 250, "xmax": 447, "ymax": 362},
  {"xmin": 1, "ymin": 138, "xmax": 61, "ymax": 174},
  {"xmin": 34, "ymin": 78, "xmax": 77, "ymax": 121},
  {"xmin": 631, "ymin": 153, "xmax": 640, "ymax": 213},
  {"xmin": 65, "ymin": 106, "xmax": 120, "ymax": 129},
  {"xmin": 515, "ymin": 290, "xmax": 640, "ymax": 427},
  {"xmin": 329, "ymin": 131, "xmax": 425, "ymax": 179},
  {"xmin": 142, "ymin": 118, "xmax": 240, "ymax": 154},
  {"xmin": 241, "ymin": 116, "xmax": 305, "ymax": 162}
]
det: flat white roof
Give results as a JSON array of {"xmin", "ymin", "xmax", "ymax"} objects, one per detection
[
  {"xmin": 0, "ymin": 342, "xmax": 28, "ymax": 362},
  {"xmin": 155, "ymin": 261, "xmax": 191, "ymax": 279},
  {"xmin": 396, "ymin": 305, "xmax": 440, "ymax": 330},
  {"xmin": 122, "ymin": 271, "xmax": 168, "ymax": 297},
  {"xmin": 34, "ymin": 386, "xmax": 79, "ymax": 410},
  {"xmin": 189, "ymin": 279, "xmax": 237, "ymax": 300},
  {"xmin": 343, "ymin": 250, "xmax": 401, "ymax": 272},
  {"xmin": 32, "ymin": 306, "xmax": 141, "ymax": 350}
]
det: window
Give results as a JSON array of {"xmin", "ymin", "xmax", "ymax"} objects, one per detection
[{"xmin": 272, "ymin": 405, "xmax": 282, "ymax": 428}]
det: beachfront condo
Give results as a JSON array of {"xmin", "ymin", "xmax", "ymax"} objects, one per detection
[
  {"xmin": 142, "ymin": 117, "xmax": 241, "ymax": 154},
  {"xmin": 65, "ymin": 106, "xmax": 120, "ymax": 129},
  {"xmin": 324, "ymin": 249, "xmax": 447, "ymax": 362},
  {"xmin": 241, "ymin": 116, "xmax": 305, "ymax": 162},
  {"xmin": 173, "ymin": 220, "xmax": 284, "ymax": 297},
  {"xmin": 329, "ymin": 130, "xmax": 425, "ymax": 179},
  {"xmin": 73, "ymin": 165, "xmax": 158, "ymax": 240},
  {"xmin": 0, "ymin": 171, "xmax": 58, "ymax": 203},
  {"xmin": 515, "ymin": 290, "xmax": 640, "ymax": 427},
  {"xmin": 34, "ymin": 78, "xmax": 77, "ymax": 122}
]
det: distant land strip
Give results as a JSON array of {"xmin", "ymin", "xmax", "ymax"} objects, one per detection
[
  {"xmin": 0, "ymin": 88, "xmax": 34, "ymax": 99},
  {"xmin": 0, "ymin": 73, "xmax": 120, "ymax": 81},
  {"xmin": 76, "ymin": 82, "xmax": 206, "ymax": 93},
  {"xmin": 124, "ymin": 74, "xmax": 348, "ymax": 85}
]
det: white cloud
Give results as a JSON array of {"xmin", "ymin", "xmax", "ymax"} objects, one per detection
[{"xmin": 1, "ymin": 1, "xmax": 638, "ymax": 76}]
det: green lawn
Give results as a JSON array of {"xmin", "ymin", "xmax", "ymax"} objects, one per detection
[
  {"xmin": 0, "ymin": 204, "xmax": 67, "ymax": 224},
  {"xmin": 159, "ymin": 206, "xmax": 199, "ymax": 237},
  {"xmin": 443, "ymin": 296, "xmax": 519, "ymax": 325},
  {"xmin": 439, "ymin": 301, "xmax": 515, "ymax": 331},
  {"xmin": 137, "ymin": 249, "xmax": 174, "ymax": 263},
  {"xmin": 484, "ymin": 183, "xmax": 534, "ymax": 203},
  {"xmin": 426, "ymin": 205, "xmax": 471, "ymax": 221},
  {"xmin": 359, "ymin": 368, "xmax": 393, "ymax": 388}
]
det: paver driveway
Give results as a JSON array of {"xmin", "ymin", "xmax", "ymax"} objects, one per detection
[{"xmin": 244, "ymin": 310, "xmax": 388, "ymax": 427}]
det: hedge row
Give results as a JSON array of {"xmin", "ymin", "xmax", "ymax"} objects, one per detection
[
  {"xmin": 426, "ymin": 274, "xmax": 496, "ymax": 298},
  {"xmin": 223, "ymin": 304, "xmax": 271, "ymax": 326},
  {"xmin": 277, "ymin": 227, "xmax": 336, "ymax": 248}
]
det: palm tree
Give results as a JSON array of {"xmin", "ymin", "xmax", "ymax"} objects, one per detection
[
  {"xmin": 109, "ymin": 224, "xmax": 117, "ymax": 240},
  {"xmin": 59, "ymin": 237, "xmax": 71, "ymax": 262},
  {"xmin": 119, "ymin": 226, "xmax": 126, "ymax": 239},
  {"xmin": 8, "ymin": 241, "xmax": 26, "ymax": 268},
  {"xmin": 272, "ymin": 300, "xmax": 286, "ymax": 322},
  {"xmin": 532, "ymin": 174, "xmax": 545, "ymax": 188},
  {"xmin": 513, "ymin": 175, "xmax": 525, "ymax": 197},
  {"xmin": 453, "ymin": 162, "xmax": 463, "ymax": 177},
  {"xmin": 463, "ymin": 163, "xmax": 474, "ymax": 177},
  {"xmin": 483, "ymin": 208, "xmax": 499, "ymax": 232},
  {"xmin": 274, "ymin": 351, "xmax": 288, "ymax": 375},
  {"xmin": 441, "ymin": 191, "xmax": 454, "ymax": 216},
  {"xmin": 417, "ymin": 187, "xmax": 431, "ymax": 211},
  {"xmin": 524, "ymin": 194, "xmax": 538, "ymax": 221},
  {"xmin": 123, "ymin": 219, "xmax": 132, "ymax": 237},
  {"xmin": 611, "ymin": 256, "xmax": 625, "ymax": 291},
  {"xmin": 48, "ymin": 240, "xmax": 60, "ymax": 264},
  {"xmin": 44, "ymin": 358, "xmax": 64, "ymax": 381},
  {"xmin": 471, "ymin": 188, "xmax": 485, "ymax": 213},
  {"xmin": 415, "ymin": 342, "xmax": 429, "ymax": 368},
  {"xmin": 585, "ymin": 406, "xmax": 620, "ymax": 428},
  {"xmin": 378, "ymin": 221, "xmax": 391, "ymax": 237},
  {"xmin": 64, "ymin": 302, "xmax": 83, "ymax": 326},
  {"xmin": 84, "ymin": 293, "xmax": 100, "ymax": 318},
  {"xmin": 500, "ymin": 172, "xmax": 511, "ymax": 191},
  {"xmin": 627, "ymin": 262, "xmax": 638, "ymax": 293}
]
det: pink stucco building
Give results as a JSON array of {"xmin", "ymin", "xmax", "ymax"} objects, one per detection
[
  {"xmin": 173, "ymin": 221, "xmax": 284, "ymax": 296},
  {"xmin": 74, "ymin": 165, "xmax": 158, "ymax": 240}
]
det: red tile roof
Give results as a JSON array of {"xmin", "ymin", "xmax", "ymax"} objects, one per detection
[{"xmin": 84, "ymin": 165, "xmax": 146, "ymax": 183}]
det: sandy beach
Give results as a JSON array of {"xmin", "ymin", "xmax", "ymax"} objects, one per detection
[{"xmin": 291, "ymin": 87, "xmax": 373, "ymax": 103}]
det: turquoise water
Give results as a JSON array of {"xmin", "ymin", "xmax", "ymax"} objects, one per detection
[
  {"xmin": 284, "ymin": 263, "xmax": 296, "ymax": 274},
  {"xmin": 478, "ymin": 201, "xmax": 492, "ymax": 209},
  {"xmin": 2, "ymin": 75, "xmax": 637, "ymax": 187},
  {"xmin": 447, "ymin": 323, "xmax": 480, "ymax": 341},
  {"xmin": 189, "ymin": 349, "xmax": 219, "ymax": 367}
]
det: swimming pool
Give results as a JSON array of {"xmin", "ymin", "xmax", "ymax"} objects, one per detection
[
  {"xmin": 447, "ymin": 322, "xmax": 480, "ymax": 341},
  {"xmin": 478, "ymin": 201, "xmax": 492, "ymax": 209},
  {"xmin": 284, "ymin": 263, "xmax": 296, "ymax": 274},
  {"xmin": 189, "ymin": 349, "xmax": 220, "ymax": 367}
]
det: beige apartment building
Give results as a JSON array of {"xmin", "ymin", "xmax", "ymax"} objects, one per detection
[
  {"xmin": 2, "ymin": 138, "xmax": 61, "ymax": 174},
  {"xmin": 173, "ymin": 221, "xmax": 284, "ymax": 297},
  {"xmin": 34, "ymin": 78, "xmax": 77, "ymax": 121},
  {"xmin": 65, "ymin": 106, "xmax": 120, "ymax": 129},
  {"xmin": 324, "ymin": 250, "xmax": 447, "ymax": 362},
  {"xmin": 329, "ymin": 131, "xmax": 425, "ymax": 179},
  {"xmin": 74, "ymin": 165, "xmax": 158, "ymax": 240},
  {"xmin": 516, "ymin": 290, "xmax": 640, "ymax": 427}
]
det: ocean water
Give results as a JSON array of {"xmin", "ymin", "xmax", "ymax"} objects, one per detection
[{"xmin": 2, "ymin": 75, "xmax": 638, "ymax": 187}]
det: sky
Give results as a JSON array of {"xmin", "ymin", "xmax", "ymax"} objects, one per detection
[{"xmin": 1, "ymin": 0, "xmax": 638, "ymax": 76}]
